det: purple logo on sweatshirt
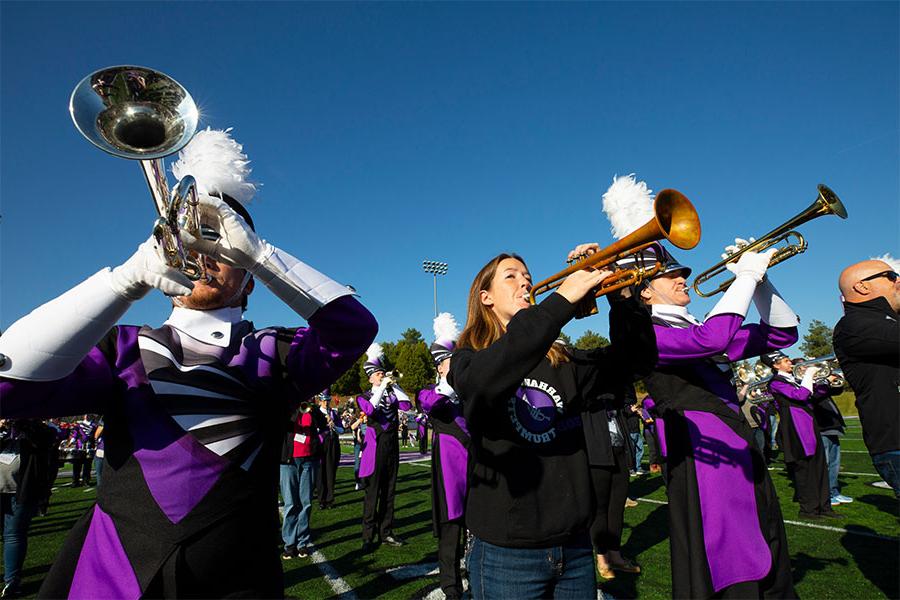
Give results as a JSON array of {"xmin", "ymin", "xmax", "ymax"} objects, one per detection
[{"xmin": 508, "ymin": 378, "xmax": 565, "ymax": 444}]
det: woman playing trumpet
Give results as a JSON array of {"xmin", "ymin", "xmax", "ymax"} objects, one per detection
[{"xmin": 448, "ymin": 252, "xmax": 656, "ymax": 598}]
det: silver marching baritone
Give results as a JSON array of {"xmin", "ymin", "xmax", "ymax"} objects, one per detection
[
  {"xmin": 792, "ymin": 354, "xmax": 845, "ymax": 388},
  {"xmin": 70, "ymin": 66, "xmax": 206, "ymax": 281},
  {"xmin": 736, "ymin": 361, "xmax": 774, "ymax": 403}
]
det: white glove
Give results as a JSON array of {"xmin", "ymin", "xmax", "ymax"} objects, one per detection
[
  {"xmin": 182, "ymin": 196, "xmax": 269, "ymax": 271},
  {"xmin": 724, "ymin": 248, "xmax": 776, "ymax": 283},
  {"xmin": 800, "ymin": 366, "xmax": 819, "ymax": 392},
  {"xmin": 435, "ymin": 377, "xmax": 459, "ymax": 403},
  {"xmin": 110, "ymin": 237, "xmax": 195, "ymax": 300},
  {"xmin": 721, "ymin": 237, "xmax": 755, "ymax": 260},
  {"xmin": 182, "ymin": 195, "xmax": 353, "ymax": 320}
]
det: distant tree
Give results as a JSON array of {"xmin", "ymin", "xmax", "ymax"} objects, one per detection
[
  {"xmin": 330, "ymin": 356, "xmax": 366, "ymax": 397},
  {"xmin": 574, "ymin": 330, "xmax": 610, "ymax": 350},
  {"xmin": 395, "ymin": 341, "xmax": 435, "ymax": 403},
  {"xmin": 799, "ymin": 319, "xmax": 834, "ymax": 358},
  {"xmin": 400, "ymin": 328, "xmax": 425, "ymax": 346}
]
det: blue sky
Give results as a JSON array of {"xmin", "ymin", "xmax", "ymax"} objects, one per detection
[{"xmin": 1, "ymin": 2, "xmax": 897, "ymax": 349}]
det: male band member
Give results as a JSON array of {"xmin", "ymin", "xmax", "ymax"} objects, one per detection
[
  {"xmin": 833, "ymin": 257, "xmax": 900, "ymax": 496},
  {"xmin": 417, "ymin": 313, "xmax": 469, "ymax": 600},
  {"xmin": 317, "ymin": 390, "xmax": 343, "ymax": 509},
  {"xmin": 597, "ymin": 172, "xmax": 800, "ymax": 598},
  {"xmin": 356, "ymin": 344, "xmax": 412, "ymax": 551},
  {"xmin": 763, "ymin": 351, "xmax": 841, "ymax": 518},
  {"xmin": 415, "ymin": 411, "xmax": 429, "ymax": 454},
  {"xmin": 0, "ymin": 129, "xmax": 377, "ymax": 599}
]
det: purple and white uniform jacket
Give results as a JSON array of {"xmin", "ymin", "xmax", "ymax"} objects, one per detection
[
  {"xmin": 0, "ymin": 297, "xmax": 376, "ymax": 599},
  {"xmin": 768, "ymin": 373, "xmax": 833, "ymax": 461},
  {"xmin": 644, "ymin": 306, "xmax": 797, "ymax": 596},
  {"xmin": 355, "ymin": 386, "xmax": 412, "ymax": 478},
  {"xmin": 418, "ymin": 383, "xmax": 470, "ymax": 528}
]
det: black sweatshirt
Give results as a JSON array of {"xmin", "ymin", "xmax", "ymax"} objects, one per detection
[
  {"xmin": 833, "ymin": 297, "xmax": 899, "ymax": 455},
  {"xmin": 448, "ymin": 293, "xmax": 656, "ymax": 548}
]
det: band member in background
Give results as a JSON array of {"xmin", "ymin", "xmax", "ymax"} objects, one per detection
[
  {"xmin": 764, "ymin": 351, "xmax": 842, "ymax": 518},
  {"xmin": 640, "ymin": 397, "xmax": 664, "ymax": 475},
  {"xmin": 449, "ymin": 250, "xmax": 656, "ymax": 599},
  {"xmin": 812, "ymin": 378, "xmax": 852, "ymax": 505},
  {"xmin": 0, "ymin": 129, "xmax": 377, "ymax": 598},
  {"xmin": 415, "ymin": 411, "xmax": 429, "ymax": 454},
  {"xmin": 418, "ymin": 313, "xmax": 469, "ymax": 600},
  {"xmin": 582, "ymin": 383, "xmax": 642, "ymax": 580},
  {"xmin": 833, "ymin": 257, "xmax": 900, "ymax": 496},
  {"xmin": 356, "ymin": 344, "xmax": 412, "ymax": 551},
  {"xmin": 350, "ymin": 411, "xmax": 368, "ymax": 491},
  {"xmin": 317, "ymin": 390, "xmax": 343, "ymax": 510}
]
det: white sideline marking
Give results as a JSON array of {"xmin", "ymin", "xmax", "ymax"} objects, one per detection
[
  {"xmin": 309, "ymin": 548, "xmax": 357, "ymax": 599},
  {"xmin": 386, "ymin": 562, "xmax": 440, "ymax": 579},
  {"xmin": 635, "ymin": 498, "xmax": 897, "ymax": 540},
  {"xmin": 841, "ymin": 450, "xmax": 870, "ymax": 453}
]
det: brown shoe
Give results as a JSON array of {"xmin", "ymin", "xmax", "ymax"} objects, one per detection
[
  {"xmin": 624, "ymin": 498, "xmax": 639, "ymax": 508},
  {"xmin": 596, "ymin": 556, "xmax": 616, "ymax": 580}
]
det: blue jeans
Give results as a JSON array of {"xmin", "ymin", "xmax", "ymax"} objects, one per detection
[
  {"xmin": 871, "ymin": 450, "xmax": 900, "ymax": 498},
  {"xmin": 630, "ymin": 432, "xmax": 644, "ymax": 471},
  {"xmin": 280, "ymin": 457, "xmax": 318, "ymax": 547},
  {"xmin": 467, "ymin": 536, "xmax": 595, "ymax": 599},
  {"xmin": 821, "ymin": 435, "xmax": 841, "ymax": 497},
  {"xmin": 2, "ymin": 494, "xmax": 39, "ymax": 588}
]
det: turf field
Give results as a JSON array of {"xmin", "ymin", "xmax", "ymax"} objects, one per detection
[{"xmin": 10, "ymin": 423, "xmax": 898, "ymax": 599}]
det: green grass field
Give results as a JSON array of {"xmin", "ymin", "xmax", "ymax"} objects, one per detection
[{"xmin": 11, "ymin": 425, "xmax": 898, "ymax": 599}]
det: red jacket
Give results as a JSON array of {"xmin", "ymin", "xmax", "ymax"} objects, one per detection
[{"xmin": 292, "ymin": 411, "xmax": 317, "ymax": 458}]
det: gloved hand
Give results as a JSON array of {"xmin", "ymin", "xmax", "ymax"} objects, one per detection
[
  {"xmin": 721, "ymin": 237, "xmax": 755, "ymax": 260},
  {"xmin": 110, "ymin": 237, "xmax": 194, "ymax": 300},
  {"xmin": 800, "ymin": 365, "xmax": 819, "ymax": 391},
  {"xmin": 182, "ymin": 196, "xmax": 269, "ymax": 271},
  {"xmin": 725, "ymin": 248, "xmax": 777, "ymax": 283}
]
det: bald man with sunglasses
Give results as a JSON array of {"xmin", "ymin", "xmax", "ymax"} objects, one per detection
[{"xmin": 833, "ymin": 259, "xmax": 900, "ymax": 496}]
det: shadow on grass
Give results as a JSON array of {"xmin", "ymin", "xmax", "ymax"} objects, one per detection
[
  {"xmin": 855, "ymin": 493, "xmax": 900, "ymax": 518},
  {"xmin": 840, "ymin": 526, "xmax": 900, "ymax": 598},
  {"xmin": 791, "ymin": 551, "xmax": 848, "ymax": 586},
  {"xmin": 603, "ymin": 504, "xmax": 669, "ymax": 599}
]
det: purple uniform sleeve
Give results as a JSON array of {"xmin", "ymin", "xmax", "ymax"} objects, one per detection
[
  {"xmin": 283, "ymin": 296, "xmax": 377, "ymax": 402},
  {"xmin": 769, "ymin": 379, "xmax": 812, "ymax": 403},
  {"xmin": 418, "ymin": 386, "xmax": 446, "ymax": 415},
  {"xmin": 398, "ymin": 398, "xmax": 413, "ymax": 412},
  {"xmin": 655, "ymin": 314, "xmax": 798, "ymax": 366},
  {"xmin": 356, "ymin": 395, "xmax": 374, "ymax": 416}
]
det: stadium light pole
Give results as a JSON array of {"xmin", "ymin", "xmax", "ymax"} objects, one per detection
[{"xmin": 422, "ymin": 260, "xmax": 449, "ymax": 318}]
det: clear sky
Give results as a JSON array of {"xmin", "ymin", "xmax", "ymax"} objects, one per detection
[{"xmin": 1, "ymin": 2, "xmax": 897, "ymax": 349}]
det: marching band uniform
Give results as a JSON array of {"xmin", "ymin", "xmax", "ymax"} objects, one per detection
[
  {"xmin": 417, "ymin": 313, "xmax": 469, "ymax": 600},
  {"xmin": 0, "ymin": 130, "xmax": 377, "ymax": 599},
  {"xmin": 765, "ymin": 352, "xmax": 838, "ymax": 517},
  {"xmin": 415, "ymin": 412, "xmax": 429, "ymax": 454},
  {"xmin": 642, "ymin": 255, "xmax": 800, "ymax": 598},
  {"xmin": 317, "ymin": 392, "xmax": 344, "ymax": 510},
  {"xmin": 356, "ymin": 345, "xmax": 412, "ymax": 548}
]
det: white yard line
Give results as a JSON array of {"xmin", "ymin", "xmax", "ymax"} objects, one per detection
[
  {"xmin": 635, "ymin": 497, "xmax": 897, "ymax": 540},
  {"xmin": 309, "ymin": 548, "xmax": 357, "ymax": 599}
]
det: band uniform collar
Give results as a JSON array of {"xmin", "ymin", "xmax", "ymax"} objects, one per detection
[
  {"xmin": 164, "ymin": 306, "xmax": 244, "ymax": 348},
  {"xmin": 651, "ymin": 304, "xmax": 702, "ymax": 327}
]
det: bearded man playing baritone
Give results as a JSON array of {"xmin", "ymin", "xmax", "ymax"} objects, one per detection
[{"xmin": 0, "ymin": 129, "xmax": 377, "ymax": 599}]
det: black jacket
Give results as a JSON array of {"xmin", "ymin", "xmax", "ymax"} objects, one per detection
[
  {"xmin": 449, "ymin": 293, "xmax": 655, "ymax": 548},
  {"xmin": 833, "ymin": 297, "xmax": 899, "ymax": 455}
]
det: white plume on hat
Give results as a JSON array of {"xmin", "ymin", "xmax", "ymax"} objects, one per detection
[
  {"xmin": 602, "ymin": 174, "xmax": 655, "ymax": 240},
  {"xmin": 171, "ymin": 127, "xmax": 257, "ymax": 204},
  {"xmin": 433, "ymin": 312, "xmax": 460, "ymax": 345},
  {"xmin": 366, "ymin": 343, "xmax": 384, "ymax": 363},
  {"xmin": 872, "ymin": 253, "xmax": 900, "ymax": 273}
]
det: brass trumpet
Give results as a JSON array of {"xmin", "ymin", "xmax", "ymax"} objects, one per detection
[
  {"xmin": 70, "ymin": 66, "xmax": 206, "ymax": 281},
  {"xmin": 692, "ymin": 185, "xmax": 848, "ymax": 297},
  {"xmin": 529, "ymin": 189, "xmax": 701, "ymax": 317}
]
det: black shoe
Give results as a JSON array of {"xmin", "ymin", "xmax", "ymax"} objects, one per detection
[
  {"xmin": 361, "ymin": 541, "xmax": 376, "ymax": 553},
  {"xmin": 281, "ymin": 546, "xmax": 298, "ymax": 560},
  {"xmin": 797, "ymin": 511, "xmax": 822, "ymax": 520},
  {"xmin": 1, "ymin": 583, "xmax": 22, "ymax": 598},
  {"xmin": 382, "ymin": 535, "xmax": 406, "ymax": 547},
  {"xmin": 297, "ymin": 546, "xmax": 310, "ymax": 558},
  {"xmin": 820, "ymin": 510, "xmax": 844, "ymax": 520}
]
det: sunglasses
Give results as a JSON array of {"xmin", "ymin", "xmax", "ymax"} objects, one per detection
[{"xmin": 860, "ymin": 270, "xmax": 899, "ymax": 283}]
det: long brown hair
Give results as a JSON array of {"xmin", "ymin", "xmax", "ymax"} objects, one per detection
[{"xmin": 458, "ymin": 253, "xmax": 569, "ymax": 367}]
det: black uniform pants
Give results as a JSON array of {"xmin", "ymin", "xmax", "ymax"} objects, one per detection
[
  {"xmin": 589, "ymin": 445, "xmax": 629, "ymax": 553},
  {"xmin": 72, "ymin": 455, "xmax": 91, "ymax": 484},
  {"xmin": 362, "ymin": 433, "xmax": 399, "ymax": 542},
  {"xmin": 789, "ymin": 444, "xmax": 831, "ymax": 514},
  {"xmin": 438, "ymin": 520, "xmax": 464, "ymax": 599},
  {"xmin": 419, "ymin": 429, "xmax": 428, "ymax": 454},
  {"xmin": 318, "ymin": 435, "xmax": 340, "ymax": 508}
]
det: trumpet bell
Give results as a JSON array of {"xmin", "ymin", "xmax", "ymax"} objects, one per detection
[
  {"xmin": 655, "ymin": 189, "xmax": 702, "ymax": 250},
  {"xmin": 70, "ymin": 66, "xmax": 198, "ymax": 160}
]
